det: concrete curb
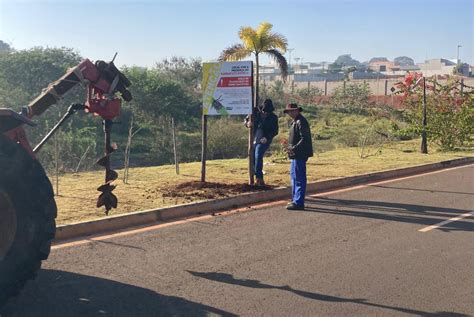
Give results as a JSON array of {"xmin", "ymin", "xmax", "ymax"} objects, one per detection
[{"xmin": 55, "ymin": 156, "xmax": 474, "ymax": 241}]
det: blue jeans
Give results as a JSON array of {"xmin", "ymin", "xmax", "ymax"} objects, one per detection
[
  {"xmin": 290, "ymin": 159, "xmax": 307, "ymax": 206},
  {"xmin": 254, "ymin": 142, "xmax": 270, "ymax": 179}
]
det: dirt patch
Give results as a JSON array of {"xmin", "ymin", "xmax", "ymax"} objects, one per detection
[{"xmin": 161, "ymin": 181, "xmax": 273, "ymax": 200}]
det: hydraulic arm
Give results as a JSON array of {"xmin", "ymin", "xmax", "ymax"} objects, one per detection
[{"xmin": 0, "ymin": 57, "xmax": 132, "ymax": 213}]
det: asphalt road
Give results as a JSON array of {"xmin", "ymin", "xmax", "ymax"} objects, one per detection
[{"xmin": 2, "ymin": 164, "xmax": 473, "ymax": 317}]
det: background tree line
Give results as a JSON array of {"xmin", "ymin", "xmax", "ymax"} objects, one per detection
[
  {"xmin": 0, "ymin": 44, "xmax": 251, "ymax": 173},
  {"xmin": 0, "ymin": 42, "xmax": 472, "ymax": 175}
]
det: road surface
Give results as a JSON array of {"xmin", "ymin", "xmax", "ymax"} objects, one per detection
[{"xmin": 2, "ymin": 164, "xmax": 473, "ymax": 316}]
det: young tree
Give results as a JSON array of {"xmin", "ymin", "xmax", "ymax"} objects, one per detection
[
  {"xmin": 122, "ymin": 66, "xmax": 198, "ymax": 165},
  {"xmin": 395, "ymin": 73, "xmax": 474, "ymax": 151},
  {"xmin": 219, "ymin": 21, "xmax": 288, "ymax": 109},
  {"xmin": 330, "ymin": 81, "xmax": 372, "ymax": 114},
  {"xmin": 219, "ymin": 22, "xmax": 288, "ymax": 184}
]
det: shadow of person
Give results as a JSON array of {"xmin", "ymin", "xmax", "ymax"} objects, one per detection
[
  {"xmin": 302, "ymin": 197, "xmax": 473, "ymax": 233},
  {"xmin": 1, "ymin": 269, "xmax": 237, "ymax": 317},
  {"xmin": 187, "ymin": 271, "xmax": 364, "ymax": 302},
  {"xmin": 187, "ymin": 271, "xmax": 470, "ymax": 317}
]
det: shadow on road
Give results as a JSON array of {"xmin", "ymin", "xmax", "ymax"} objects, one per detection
[
  {"xmin": 1, "ymin": 269, "xmax": 237, "ymax": 317},
  {"xmin": 89, "ymin": 239, "xmax": 147, "ymax": 251},
  {"xmin": 187, "ymin": 271, "xmax": 470, "ymax": 316},
  {"xmin": 369, "ymin": 184, "xmax": 474, "ymax": 197},
  {"xmin": 303, "ymin": 197, "xmax": 473, "ymax": 233}
]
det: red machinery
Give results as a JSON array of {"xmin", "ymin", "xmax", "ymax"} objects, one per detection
[
  {"xmin": 0, "ymin": 56, "xmax": 132, "ymax": 307},
  {"xmin": 1, "ymin": 57, "xmax": 132, "ymax": 213}
]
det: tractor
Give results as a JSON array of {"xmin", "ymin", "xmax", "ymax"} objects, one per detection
[{"xmin": 0, "ymin": 57, "xmax": 132, "ymax": 306}]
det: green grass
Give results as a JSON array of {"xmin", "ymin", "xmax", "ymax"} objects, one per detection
[{"xmin": 51, "ymin": 139, "xmax": 473, "ymax": 225}]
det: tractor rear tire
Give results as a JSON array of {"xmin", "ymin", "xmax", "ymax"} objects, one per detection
[{"xmin": 0, "ymin": 135, "xmax": 57, "ymax": 307}]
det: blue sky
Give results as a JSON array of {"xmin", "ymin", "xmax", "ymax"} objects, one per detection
[{"xmin": 0, "ymin": 0, "xmax": 472, "ymax": 67}]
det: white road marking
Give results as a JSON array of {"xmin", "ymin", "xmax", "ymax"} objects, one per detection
[{"xmin": 418, "ymin": 213, "xmax": 473, "ymax": 232}]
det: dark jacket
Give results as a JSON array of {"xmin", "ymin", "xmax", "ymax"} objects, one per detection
[
  {"xmin": 288, "ymin": 114, "xmax": 313, "ymax": 159},
  {"xmin": 254, "ymin": 112, "xmax": 279, "ymax": 142}
]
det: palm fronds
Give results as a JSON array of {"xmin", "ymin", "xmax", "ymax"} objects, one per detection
[
  {"xmin": 220, "ymin": 22, "xmax": 288, "ymax": 81},
  {"xmin": 256, "ymin": 22, "xmax": 273, "ymax": 38},
  {"xmin": 219, "ymin": 44, "xmax": 251, "ymax": 62},
  {"xmin": 239, "ymin": 27, "xmax": 258, "ymax": 52},
  {"xmin": 265, "ymin": 33, "xmax": 287, "ymax": 51},
  {"xmin": 266, "ymin": 49, "xmax": 288, "ymax": 81}
]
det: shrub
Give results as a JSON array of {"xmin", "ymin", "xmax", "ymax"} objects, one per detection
[
  {"xmin": 296, "ymin": 87, "xmax": 323, "ymax": 104},
  {"xmin": 395, "ymin": 75, "xmax": 474, "ymax": 151},
  {"xmin": 330, "ymin": 81, "xmax": 372, "ymax": 114},
  {"xmin": 207, "ymin": 117, "xmax": 248, "ymax": 159}
]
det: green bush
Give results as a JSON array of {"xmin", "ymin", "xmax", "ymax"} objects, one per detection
[
  {"xmin": 330, "ymin": 81, "xmax": 372, "ymax": 114},
  {"xmin": 178, "ymin": 132, "xmax": 202, "ymax": 162},
  {"xmin": 207, "ymin": 117, "xmax": 248, "ymax": 159},
  {"xmin": 296, "ymin": 87, "xmax": 323, "ymax": 105}
]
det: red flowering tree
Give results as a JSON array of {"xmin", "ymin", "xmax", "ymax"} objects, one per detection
[{"xmin": 395, "ymin": 73, "xmax": 474, "ymax": 151}]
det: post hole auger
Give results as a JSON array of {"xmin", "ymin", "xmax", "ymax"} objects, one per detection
[{"xmin": 0, "ymin": 57, "xmax": 132, "ymax": 307}]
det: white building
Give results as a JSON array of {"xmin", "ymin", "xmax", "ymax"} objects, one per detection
[{"xmin": 417, "ymin": 59, "xmax": 469, "ymax": 77}]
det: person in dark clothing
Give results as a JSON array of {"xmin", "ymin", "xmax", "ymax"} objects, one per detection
[
  {"xmin": 283, "ymin": 103, "xmax": 313, "ymax": 210},
  {"xmin": 245, "ymin": 99, "xmax": 279, "ymax": 186}
]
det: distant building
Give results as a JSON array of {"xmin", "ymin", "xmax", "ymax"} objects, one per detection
[
  {"xmin": 368, "ymin": 60, "xmax": 396, "ymax": 72},
  {"xmin": 366, "ymin": 59, "xmax": 419, "ymax": 76},
  {"xmin": 260, "ymin": 64, "xmax": 280, "ymax": 82},
  {"xmin": 417, "ymin": 59, "xmax": 469, "ymax": 77},
  {"xmin": 259, "ymin": 57, "xmax": 470, "ymax": 83},
  {"xmin": 399, "ymin": 65, "xmax": 420, "ymax": 72},
  {"xmin": 260, "ymin": 62, "xmax": 332, "ymax": 82}
]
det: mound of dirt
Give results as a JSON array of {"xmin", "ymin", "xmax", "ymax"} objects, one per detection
[{"xmin": 162, "ymin": 181, "xmax": 273, "ymax": 201}]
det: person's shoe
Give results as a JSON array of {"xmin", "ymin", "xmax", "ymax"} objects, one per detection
[
  {"xmin": 286, "ymin": 203, "xmax": 305, "ymax": 210},
  {"xmin": 255, "ymin": 178, "xmax": 266, "ymax": 186}
]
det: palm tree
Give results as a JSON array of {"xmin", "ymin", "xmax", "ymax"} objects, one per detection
[
  {"xmin": 219, "ymin": 22, "xmax": 288, "ymax": 109},
  {"xmin": 219, "ymin": 22, "xmax": 288, "ymax": 185}
]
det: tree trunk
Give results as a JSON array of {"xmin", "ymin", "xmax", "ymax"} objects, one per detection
[
  {"xmin": 255, "ymin": 53, "xmax": 260, "ymax": 109},
  {"xmin": 248, "ymin": 54, "xmax": 259, "ymax": 185},
  {"xmin": 171, "ymin": 117, "xmax": 179, "ymax": 175},
  {"xmin": 201, "ymin": 114, "xmax": 207, "ymax": 182},
  {"xmin": 123, "ymin": 117, "xmax": 142, "ymax": 184},
  {"xmin": 123, "ymin": 117, "xmax": 134, "ymax": 184},
  {"xmin": 75, "ymin": 145, "xmax": 91, "ymax": 173},
  {"xmin": 421, "ymin": 77, "xmax": 428, "ymax": 154}
]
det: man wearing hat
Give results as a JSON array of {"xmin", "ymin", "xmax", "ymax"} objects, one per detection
[
  {"xmin": 283, "ymin": 103, "xmax": 313, "ymax": 210},
  {"xmin": 245, "ymin": 99, "xmax": 279, "ymax": 186}
]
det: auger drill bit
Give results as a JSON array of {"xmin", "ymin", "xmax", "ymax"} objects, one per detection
[{"xmin": 97, "ymin": 119, "xmax": 119, "ymax": 215}]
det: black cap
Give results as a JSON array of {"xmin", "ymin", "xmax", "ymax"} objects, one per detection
[{"xmin": 262, "ymin": 99, "xmax": 275, "ymax": 112}]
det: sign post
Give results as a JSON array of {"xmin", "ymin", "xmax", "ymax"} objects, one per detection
[
  {"xmin": 201, "ymin": 114, "xmax": 207, "ymax": 182},
  {"xmin": 201, "ymin": 61, "xmax": 253, "ymax": 183}
]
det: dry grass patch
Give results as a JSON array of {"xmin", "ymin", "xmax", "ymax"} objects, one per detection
[{"xmin": 52, "ymin": 140, "xmax": 473, "ymax": 225}]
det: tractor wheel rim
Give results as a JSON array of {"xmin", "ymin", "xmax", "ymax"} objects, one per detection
[{"xmin": 0, "ymin": 191, "xmax": 17, "ymax": 261}]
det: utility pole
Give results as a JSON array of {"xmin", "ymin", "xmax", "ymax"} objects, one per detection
[
  {"xmin": 287, "ymin": 48, "xmax": 294, "ymax": 83},
  {"xmin": 457, "ymin": 44, "xmax": 462, "ymax": 65},
  {"xmin": 287, "ymin": 48, "xmax": 294, "ymax": 67}
]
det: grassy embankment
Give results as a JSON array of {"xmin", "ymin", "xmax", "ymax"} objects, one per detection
[{"xmin": 51, "ymin": 139, "xmax": 473, "ymax": 225}]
